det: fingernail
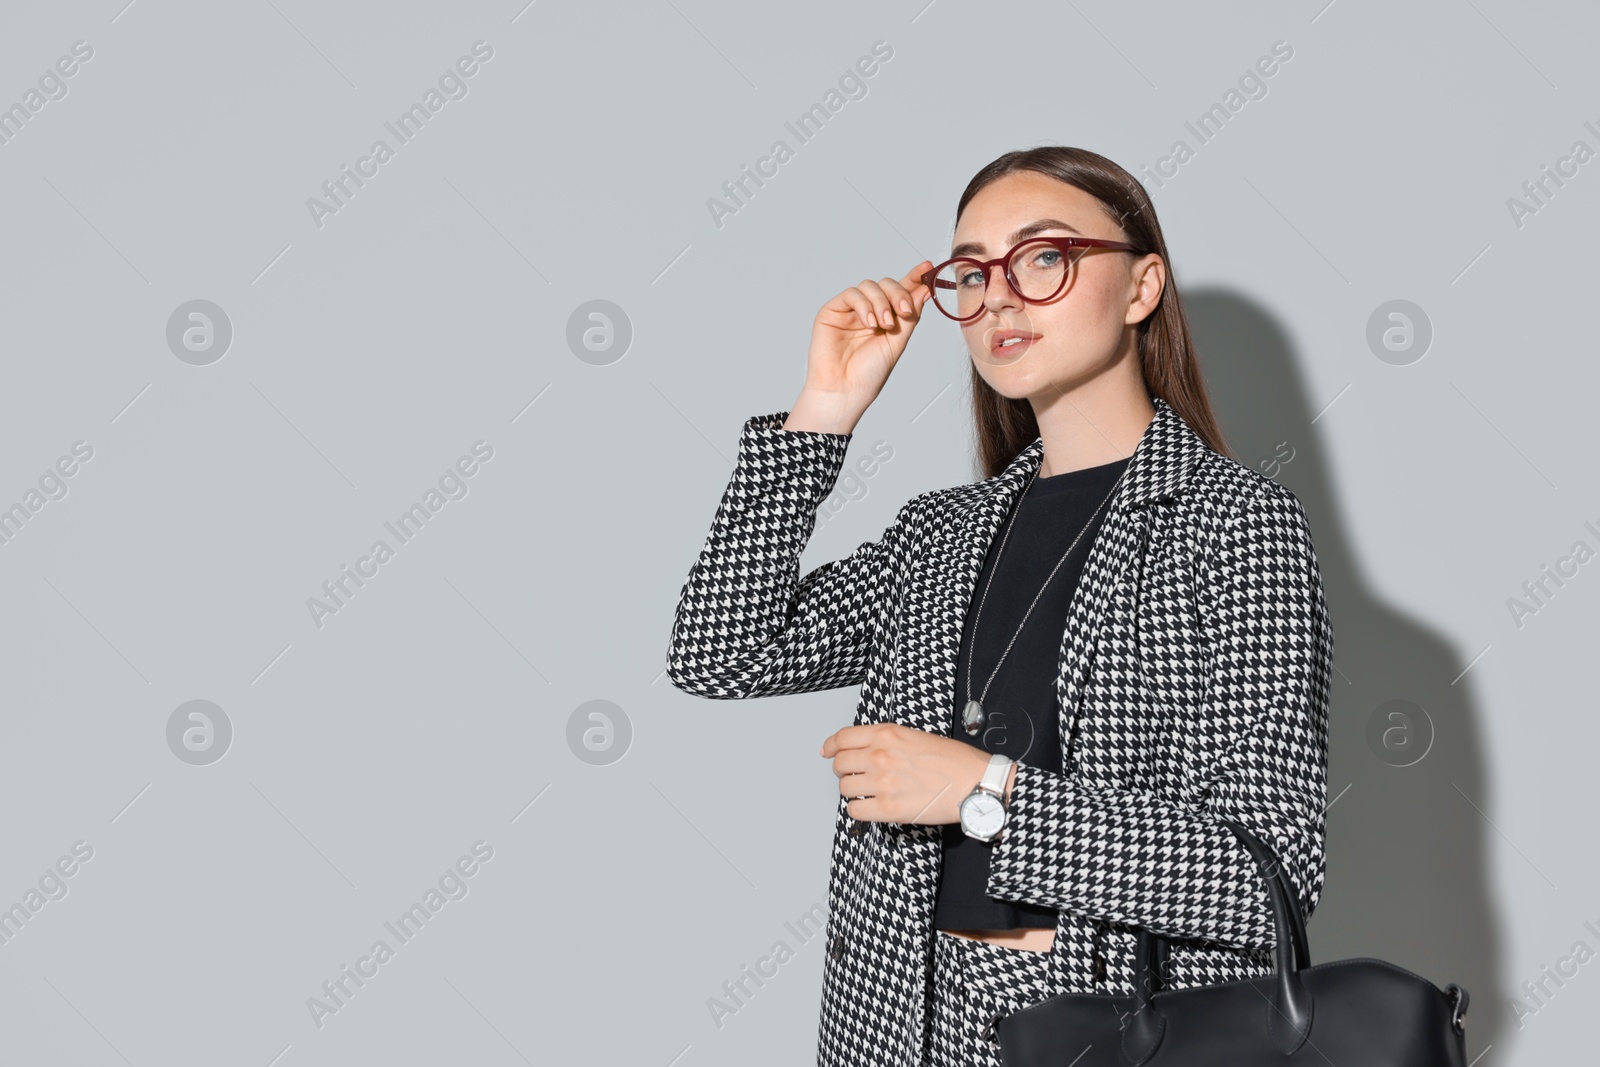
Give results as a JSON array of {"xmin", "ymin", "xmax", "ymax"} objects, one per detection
[{"xmin": 900, "ymin": 300, "xmax": 911, "ymax": 314}]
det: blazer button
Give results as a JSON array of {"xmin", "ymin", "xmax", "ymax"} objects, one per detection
[
  {"xmin": 850, "ymin": 821, "xmax": 865, "ymax": 836},
  {"xmin": 829, "ymin": 934, "xmax": 847, "ymax": 961}
]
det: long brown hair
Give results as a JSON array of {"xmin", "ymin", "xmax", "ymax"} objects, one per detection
[{"xmin": 951, "ymin": 146, "xmax": 1232, "ymax": 478}]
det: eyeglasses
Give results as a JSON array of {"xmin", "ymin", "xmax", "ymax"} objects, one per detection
[{"xmin": 920, "ymin": 236, "xmax": 1151, "ymax": 322}]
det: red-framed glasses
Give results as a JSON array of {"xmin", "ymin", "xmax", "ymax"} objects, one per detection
[{"xmin": 920, "ymin": 236, "xmax": 1151, "ymax": 322}]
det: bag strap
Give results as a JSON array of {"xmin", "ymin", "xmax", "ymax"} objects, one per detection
[
  {"xmin": 1223, "ymin": 819, "xmax": 1311, "ymax": 968},
  {"xmin": 1119, "ymin": 819, "xmax": 1314, "ymax": 1065}
]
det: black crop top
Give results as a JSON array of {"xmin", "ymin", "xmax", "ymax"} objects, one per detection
[{"xmin": 932, "ymin": 453, "xmax": 1131, "ymax": 932}]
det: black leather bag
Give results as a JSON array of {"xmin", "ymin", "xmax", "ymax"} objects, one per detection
[{"xmin": 994, "ymin": 820, "xmax": 1470, "ymax": 1066}]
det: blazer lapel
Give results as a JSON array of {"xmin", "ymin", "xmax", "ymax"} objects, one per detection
[{"xmin": 891, "ymin": 398, "xmax": 1212, "ymax": 771}]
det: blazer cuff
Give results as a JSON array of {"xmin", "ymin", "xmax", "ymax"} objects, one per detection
[
  {"xmin": 735, "ymin": 411, "xmax": 853, "ymax": 505},
  {"xmin": 988, "ymin": 762, "xmax": 1057, "ymax": 889},
  {"xmin": 984, "ymin": 762, "xmax": 1277, "ymax": 948}
]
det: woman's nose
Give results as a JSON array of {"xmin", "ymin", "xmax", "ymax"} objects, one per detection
[{"xmin": 981, "ymin": 266, "xmax": 1022, "ymax": 311}]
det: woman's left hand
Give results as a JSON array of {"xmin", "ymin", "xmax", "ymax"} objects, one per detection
[{"xmin": 819, "ymin": 723, "xmax": 997, "ymax": 825}]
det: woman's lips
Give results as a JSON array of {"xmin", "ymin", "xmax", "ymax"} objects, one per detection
[{"xmin": 991, "ymin": 334, "xmax": 1039, "ymax": 357}]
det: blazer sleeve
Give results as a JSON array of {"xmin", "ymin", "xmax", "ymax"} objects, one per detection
[
  {"xmin": 984, "ymin": 480, "xmax": 1333, "ymax": 951},
  {"xmin": 665, "ymin": 411, "xmax": 921, "ymax": 700}
]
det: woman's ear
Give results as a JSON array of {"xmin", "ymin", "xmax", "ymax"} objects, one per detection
[{"xmin": 1126, "ymin": 255, "xmax": 1165, "ymax": 326}]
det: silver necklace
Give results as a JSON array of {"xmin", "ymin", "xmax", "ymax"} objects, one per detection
[{"xmin": 960, "ymin": 459, "xmax": 1129, "ymax": 737}]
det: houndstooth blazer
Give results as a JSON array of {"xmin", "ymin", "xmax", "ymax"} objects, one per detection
[{"xmin": 665, "ymin": 395, "xmax": 1333, "ymax": 1067}]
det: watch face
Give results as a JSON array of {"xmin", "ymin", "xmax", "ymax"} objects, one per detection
[{"xmin": 959, "ymin": 791, "xmax": 1005, "ymax": 839}]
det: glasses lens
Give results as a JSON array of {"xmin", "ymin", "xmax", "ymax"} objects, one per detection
[
  {"xmin": 1008, "ymin": 240, "xmax": 1073, "ymax": 303},
  {"xmin": 931, "ymin": 260, "xmax": 986, "ymax": 320}
]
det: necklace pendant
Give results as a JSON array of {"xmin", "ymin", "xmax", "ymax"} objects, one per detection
[{"xmin": 961, "ymin": 699, "xmax": 985, "ymax": 736}]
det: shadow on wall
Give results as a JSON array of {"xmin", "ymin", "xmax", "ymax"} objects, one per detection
[{"xmin": 1183, "ymin": 287, "xmax": 1502, "ymax": 1061}]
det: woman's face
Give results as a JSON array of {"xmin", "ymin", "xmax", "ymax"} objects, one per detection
[{"xmin": 947, "ymin": 171, "xmax": 1163, "ymax": 404}]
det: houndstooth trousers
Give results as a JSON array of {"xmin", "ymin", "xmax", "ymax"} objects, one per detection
[{"xmin": 924, "ymin": 931, "xmax": 1070, "ymax": 1067}]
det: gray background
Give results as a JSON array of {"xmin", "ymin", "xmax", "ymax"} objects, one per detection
[{"xmin": 0, "ymin": 0, "xmax": 1593, "ymax": 1063}]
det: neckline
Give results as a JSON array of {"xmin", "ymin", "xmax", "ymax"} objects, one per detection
[{"xmin": 1026, "ymin": 455, "xmax": 1131, "ymax": 497}]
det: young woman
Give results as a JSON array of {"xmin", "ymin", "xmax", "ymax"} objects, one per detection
[{"xmin": 666, "ymin": 146, "xmax": 1333, "ymax": 1067}]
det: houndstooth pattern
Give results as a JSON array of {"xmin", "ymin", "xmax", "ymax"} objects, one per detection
[
  {"xmin": 666, "ymin": 396, "xmax": 1334, "ymax": 1067},
  {"xmin": 925, "ymin": 931, "xmax": 1070, "ymax": 1067}
]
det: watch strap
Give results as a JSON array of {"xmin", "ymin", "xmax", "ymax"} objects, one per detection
[{"xmin": 979, "ymin": 752, "xmax": 1013, "ymax": 797}]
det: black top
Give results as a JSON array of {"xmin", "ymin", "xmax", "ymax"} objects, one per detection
[{"xmin": 932, "ymin": 454, "xmax": 1131, "ymax": 931}]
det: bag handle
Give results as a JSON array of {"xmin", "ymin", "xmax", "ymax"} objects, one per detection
[{"xmin": 1118, "ymin": 819, "xmax": 1314, "ymax": 1065}]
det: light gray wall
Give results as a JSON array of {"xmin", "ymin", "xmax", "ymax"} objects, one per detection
[{"xmin": 0, "ymin": 0, "xmax": 1592, "ymax": 1063}]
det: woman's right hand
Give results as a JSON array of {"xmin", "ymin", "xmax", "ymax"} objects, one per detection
[{"xmin": 785, "ymin": 260, "xmax": 934, "ymax": 435}]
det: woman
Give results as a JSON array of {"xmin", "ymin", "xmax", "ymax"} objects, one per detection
[{"xmin": 666, "ymin": 146, "xmax": 1333, "ymax": 1067}]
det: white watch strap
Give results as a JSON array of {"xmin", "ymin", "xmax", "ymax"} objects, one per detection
[{"xmin": 980, "ymin": 752, "xmax": 1013, "ymax": 796}]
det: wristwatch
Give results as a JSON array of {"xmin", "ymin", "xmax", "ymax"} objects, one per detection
[{"xmin": 958, "ymin": 753, "xmax": 1014, "ymax": 843}]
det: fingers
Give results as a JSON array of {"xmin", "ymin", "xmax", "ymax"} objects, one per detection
[
  {"xmin": 857, "ymin": 277, "xmax": 921, "ymax": 330},
  {"xmin": 880, "ymin": 277, "xmax": 920, "ymax": 318},
  {"xmin": 854, "ymin": 280, "xmax": 895, "ymax": 329},
  {"xmin": 900, "ymin": 259, "xmax": 935, "ymax": 301},
  {"xmin": 837, "ymin": 288, "xmax": 879, "ymax": 332},
  {"xmin": 830, "ymin": 266, "xmax": 933, "ymax": 333},
  {"xmin": 820, "ymin": 722, "xmax": 882, "ymax": 758},
  {"xmin": 828, "ymin": 749, "xmax": 872, "ymax": 779}
]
